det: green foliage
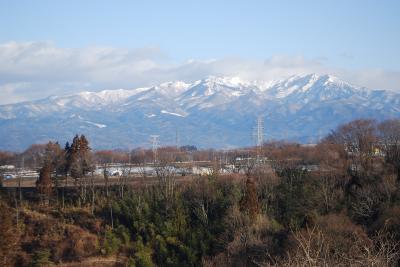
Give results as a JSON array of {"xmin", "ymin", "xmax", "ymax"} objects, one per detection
[
  {"xmin": 133, "ymin": 240, "xmax": 155, "ymax": 267},
  {"xmin": 67, "ymin": 134, "xmax": 93, "ymax": 178},
  {"xmin": 103, "ymin": 229, "xmax": 121, "ymax": 255},
  {"xmin": 115, "ymin": 225, "xmax": 131, "ymax": 246},
  {"xmin": 102, "ymin": 178, "xmax": 242, "ymax": 266},
  {"xmin": 31, "ymin": 249, "xmax": 52, "ymax": 267},
  {"xmin": 275, "ymin": 168, "xmax": 320, "ymax": 228},
  {"xmin": 126, "ymin": 257, "xmax": 137, "ymax": 267}
]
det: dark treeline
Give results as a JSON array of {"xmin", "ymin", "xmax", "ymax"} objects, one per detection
[{"xmin": 1, "ymin": 118, "xmax": 400, "ymax": 266}]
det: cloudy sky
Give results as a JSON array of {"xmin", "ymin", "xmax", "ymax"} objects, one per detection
[{"xmin": 0, "ymin": 0, "xmax": 399, "ymax": 104}]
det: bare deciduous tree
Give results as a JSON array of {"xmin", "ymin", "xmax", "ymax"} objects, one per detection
[
  {"xmin": 326, "ymin": 119, "xmax": 377, "ymax": 175},
  {"xmin": 378, "ymin": 119, "xmax": 400, "ymax": 181},
  {"xmin": 155, "ymin": 161, "xmax": 176, "ymax": 207}
]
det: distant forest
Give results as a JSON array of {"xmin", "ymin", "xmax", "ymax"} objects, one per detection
[{"xmin": 1, "ymin": 118, "xmax": 400, "ymax": 266}]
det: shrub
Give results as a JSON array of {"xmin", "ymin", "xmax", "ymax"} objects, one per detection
[
  {"xmin": 103, "ymin": 229, "xmax": 121, "ymax": 255},
  {"xmin": 31, "ymin": 249, "xmax": 52, "ymax": 267}
]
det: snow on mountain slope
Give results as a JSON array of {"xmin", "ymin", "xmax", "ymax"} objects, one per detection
[
  {"xmin": 263, "ymin": 74, "xmax": 363, "ymax": 101},
  {"xmin": 155, "ymin": 81, "xmax": 191, "ymax": 97},
  {"xmin": 0, "ymin": 74, "xmax": 399, "ymax": 151},
  {"xmin": 56, "ymin": 87, "xmax": 151, "ymax": 108},
  {"xmin": 176, "ymin": 76, "xmax": 257, "ymax": 110}
]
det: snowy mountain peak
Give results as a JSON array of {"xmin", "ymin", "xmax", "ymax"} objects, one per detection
[
  {"xmin": 154, "ymin": 81, "xmax": 190, "ymax": 97},
  {"xmin": 76, "ymin": 88, "xmax": 133, "ymax": 102},
  {"xmin": 44, "ymin": 73, "xmax": 366, "ymax": 107},
  {"xmin": 0, "ymin": 73, "xmax": 399, "ymax": 150},
  {"xmin": 202, "ymin": 76, "xmax": 248, "ymax": 87},
  {"xmin": 186, "ymin": 76, "xmax": 254, "ymax": 98},
  {"xmin": 261, "ymin": 73, "xmax": 365, "ymax": 99}
]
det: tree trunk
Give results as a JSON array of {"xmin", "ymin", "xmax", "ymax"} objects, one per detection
[
  {"xmin": 110, "ymin": 204, "xmax": 114, "ymax": 229},
  {"xmin": 18, "ymin": 176, "xmax": 22, "ymax": 203},
  {"xmin": 90, "ymin": 172, "xmax": 95, "ymax": 215},
  {"xmin": 14, "ymin": 190, "xmax": 19, "ymax": 227}
]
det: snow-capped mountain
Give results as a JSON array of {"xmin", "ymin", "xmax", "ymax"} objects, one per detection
[{"xmin": 0, "ymin": 74, "xmax": 399, "ymax": 151}]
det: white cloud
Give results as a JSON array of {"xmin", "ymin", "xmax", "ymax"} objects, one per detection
[
  {"xmin": 0, "ymin": 82, "xmax": 32, "ymax": 104},
  {"xmin": 0, "ymin": 41, "xmax": 399, "ymax": 105}
]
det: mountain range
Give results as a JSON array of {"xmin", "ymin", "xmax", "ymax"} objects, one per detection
[{"xmin": 1, "ymin": 74, "xmax": 399, "ymax": 151}]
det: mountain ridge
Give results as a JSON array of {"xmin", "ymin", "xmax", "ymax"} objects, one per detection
[{"xmin": 0, "ymin": 74, "xmax": 399, "ymax": 151}]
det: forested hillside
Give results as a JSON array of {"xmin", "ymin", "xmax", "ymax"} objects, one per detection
[{"xmin": 1, "ymin": 119, "xmax": 400, "ymax": 266}]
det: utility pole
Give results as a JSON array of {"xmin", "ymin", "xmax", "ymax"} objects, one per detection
[
  {"xmin": 175, "ymin": 128, "xmax": 180, "ymax": 150},
  {"xmin": 19, "ymin": 156, "xmax": 24, "ymax": 203},
  {"xmin": 150, "ymin": 135, "xmax": 160, "ymax": 164}
]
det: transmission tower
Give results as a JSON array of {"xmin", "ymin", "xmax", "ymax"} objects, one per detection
[
  {"xmin": 253, "ymin": 116, "xmax": 265, "ymax": 158},
  {"xmin": 150, "ymin": 135, "xmax": 159, "ymax": 163}
]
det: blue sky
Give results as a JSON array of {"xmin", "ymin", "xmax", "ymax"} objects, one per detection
[{"xmin": 0, "ymin": 0, "xmax": 399, "ymax": 103}]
